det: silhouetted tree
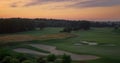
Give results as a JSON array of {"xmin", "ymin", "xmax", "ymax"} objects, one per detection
[
  {"xmin": 0, "ymin": 18, "xmax": 35, "ymax": 34},
  {"xmin": 37, "ymin": 57, "xmax": 46, "ymax": 63},
  {"xmin": 47, "ymin": 54, "xmax": 56, "ymax": 62},
  {"xmin": 114, "ymin": 25, "xmax": 119, "ymax": 30},
  {"xmin": 38, "ymin": 22, "xmax": 46, "ymax": 30},
  {"xmin": 60, "ymin": 27, "xmax": 72, "ymax": 33},
  {"xmin": 61, "ymin": 54, "xmax": 72, "ymax": 63}
]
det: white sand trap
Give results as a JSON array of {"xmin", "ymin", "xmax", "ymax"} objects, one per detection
[
  {"xmin": 13, "ymin": 48, "xmax": 48, "ymax": 56},
  {"xmin": 28, "ymin": 44, "xmax": 100, "ymax": 60}
]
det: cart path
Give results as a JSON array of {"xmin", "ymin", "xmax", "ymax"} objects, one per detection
[
  {"xmin": 13, "ymin": 44, "xmax": 100, "ymax": 60},
  {"xmin": 13, "ymin": 48, "xmax": 47, "ymax": 56}
]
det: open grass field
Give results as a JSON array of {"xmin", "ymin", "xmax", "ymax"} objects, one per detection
[{"xmin": 0, "ymin": 27, "xmax": 120, "ymax": 63}]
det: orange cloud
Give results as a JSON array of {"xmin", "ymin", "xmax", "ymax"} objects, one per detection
[{"xmin": 0, "ymin": 0, "xmax": 120, "ymax": 21}]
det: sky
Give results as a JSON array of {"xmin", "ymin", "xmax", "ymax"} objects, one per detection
[{"xmin": 0, "ymin": 0, "xmax": 120, "ymax": 21}]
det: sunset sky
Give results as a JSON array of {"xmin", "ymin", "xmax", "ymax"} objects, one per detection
[{"xmin": 0, "ymin": 0, "xmax": 120, "ymax": 21}]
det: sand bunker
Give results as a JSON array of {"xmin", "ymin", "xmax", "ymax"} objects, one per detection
[
  {"xmin": 74, "ymin": 41, "xmax": 116, "ymax": 46},
  {"xmin": 14, "ymin": 44, "xmax": 99, "ymax": 61}
]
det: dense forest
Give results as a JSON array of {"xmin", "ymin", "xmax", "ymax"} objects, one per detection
[{"xmin": 0, "ymin": 18, "xmax": 120, "ymax": 34}]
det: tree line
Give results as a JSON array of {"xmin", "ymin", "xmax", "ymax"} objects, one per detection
[{"xmin": 0, "ymin": 18, "xmax": 119, "ymax": 34}]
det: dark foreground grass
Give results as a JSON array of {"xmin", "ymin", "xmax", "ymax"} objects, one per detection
[{"xmin": 85, "ymin": 58, "xmax": 120, "ymax": 63}]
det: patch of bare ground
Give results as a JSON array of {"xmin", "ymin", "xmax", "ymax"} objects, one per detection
[{"xmin": 0, "ymin": 33, "xmax": 75, "ymax": 43}]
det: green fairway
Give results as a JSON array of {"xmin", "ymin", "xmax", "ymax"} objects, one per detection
[
  {"xmin": 27, "ymin": 27, "xmax": 120, "ymax": 63},
  {"xmin": 16, "ymin": 27, "xmax": 63, "ymax": 36},
  {"xmin": 1, "ymin": 27, "xmax": 120, "ymax": 63}
]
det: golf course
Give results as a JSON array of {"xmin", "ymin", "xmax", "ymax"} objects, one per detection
[{"xmin": 0, "ymin": 27, "xmax": 120, "ymax": 63}]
